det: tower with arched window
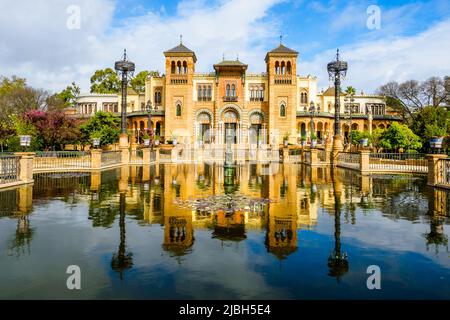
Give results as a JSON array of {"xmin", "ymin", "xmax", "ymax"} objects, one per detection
[
  {"xmin": 265, "ymin": 42, "xmax": 299, "ymax": 144},
  {"xmin": 163, "ymin": 40, "xmax": 197, "ymax": 142}
]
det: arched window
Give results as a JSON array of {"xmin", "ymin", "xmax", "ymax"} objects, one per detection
[
  {"xmin": 259, "ymin": 87, "xmax": 264, "ymax": 100},
  {"xmin": 231, "ymin": 84, "xmax": 236, "ymax": 97},
  {"xmin": 198, "ymin": 86, "xmax": 202, "ymax": 100},
  {"xmin": 171, "ymin": 61, "xmax": 176, "ymax": 74},
  {"xmin": 207, "ymin": 85, "xmax": 212, "ymax": 99},
  {"xmin": 281, "ymin": 61, "xmax": 286, "ymax": 75},
  {"xmin": 226, "ymin": 84, "xmax": 231, "ymax": 97},
  {"xmin": 280, "ymin": 102, "xmax": 286, "ymax": 117},
  {"xmin": 275, "ymin": 61, "xmax": 280, "ymax": 75},
  {"xmin": 183, "ymin": 61, "xmax": 187, "ymax": 74},
  {"xmin": 287, "ymin": 61, "xmax": 292, "ymax": 74},
  {"xmin": 203, "ymin": 86, "xmax": 207, "ymax": 99},
  {"xmin": 177, "ymin": 61, "xmax": 182, "ymax": 74},
  {"xmin": 176, "ymin": 101, "xmax": 182, "ymax": 117}
]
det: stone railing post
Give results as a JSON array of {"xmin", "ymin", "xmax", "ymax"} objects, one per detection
[
  {"xmin": 324, "ymin": 144, "xmax": 331, "ymax": 164},
  {"xmin": 154, "ymin": 148, "xmax": 160, "ymax": 163},
  {"xmin": 171, "ymin": 146, "xmax": 179, "ymax": 162},
  {"xmin": 142, "ymin": 147, "xmax": 151, "ymax": 165},
  {"xmin": 90, "ymin": 149, "xmax": 102, "ymax": 169},
  {"xmin": 15, "ymin": 152, "xmax": 35, "ymax": 184},
  {"xmin": 310, "ymin": 149, "xmax": 319, "ymax": 166},
  {"xmin": 360, "ymin": 150, "xmax": 371, "ymax": 174},
  {"xmin": 427, "ymin": 154, "xmax": 448, "ymax": 186},
  {"xmin": 282, "ymin": 148, "xmax": 289, "ymax": 163},
  {"xmin": 120, "ymin": 147, "xmax": 129, "ymax": 165}
]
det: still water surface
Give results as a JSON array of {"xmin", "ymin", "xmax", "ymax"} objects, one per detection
[{"xmin": 0, "ymin": 163, "xmax": 449, "ymax": 299}]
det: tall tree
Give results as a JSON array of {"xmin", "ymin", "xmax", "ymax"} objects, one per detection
[
  {"xmin": 57, "ymin": 81, "xmax": 81, "ymax": 107},
  {"xmin": 377, "ymin": 77, "xmax": 447, "ymax": 121},
  {"xmin": 130, "ymin": 71, "xmax": 159, "ymax": 94},
  {"xmin": 90, "ymin": 68, "xmax": 120, "ymax": 94},
  {"xmin": 79, "ymin": 111, "xmax": 121, "ymax": 146}
]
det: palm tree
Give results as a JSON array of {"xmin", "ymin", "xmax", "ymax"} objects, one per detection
[{"xmin": 345, "ymin": 86, "xmax": 356, "ymax": 96}]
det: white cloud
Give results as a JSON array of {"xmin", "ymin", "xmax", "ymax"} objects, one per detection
[
  {"xmin": 299, "ymin": 18, "xmax": 450, "ymax": 93},
  {"xmin": 1, "ymin": 0, "xmax": 449, "ymax": 95},
  {"xmin": 0, "ymin": 0, "xmax": 283, "ymax": 93}
]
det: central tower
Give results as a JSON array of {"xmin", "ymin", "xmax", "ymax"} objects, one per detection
[{"xmin": 265, "ymin": 41, "xmax": 298, "ymax": 144}]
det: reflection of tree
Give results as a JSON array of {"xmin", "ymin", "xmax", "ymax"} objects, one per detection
[
  {"xmin": 423, "ymin": 189, "xmax": 449, "ymax": 255},
  {"xmin": 424, "ymin": 217, "xmax": 448, "ymax": 255},
  {"xmin": 328, "ymin": 168, "xmax": 349, "ymax": 282},
  {"xmin": 8, "ymin": 215, "xmax": 34, "ymax": 257},
  {"xmin": 111, "ymin": 193, "xmax": 133, "ymax": 280}
]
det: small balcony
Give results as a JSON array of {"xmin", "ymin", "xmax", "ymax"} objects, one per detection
[
  {"xmin": 170, "ymin": 75, "xmax": 188, "ymax": 84},
  {"xmin": 274, "ymin": 75, "xmax": 292, "ymax": 85},
  {"xmin": 223, "ymin": 96, "xmax": 238, "ymax": 102}
]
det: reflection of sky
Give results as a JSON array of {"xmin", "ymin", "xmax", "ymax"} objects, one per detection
[{"xmin": 0, "ymin": 175, "xmax": 450, "ymax": 299}]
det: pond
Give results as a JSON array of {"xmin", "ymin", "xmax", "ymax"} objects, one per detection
[{"xmin": 0, "ymin": 163, "xmax": 449, "ymax": 299}]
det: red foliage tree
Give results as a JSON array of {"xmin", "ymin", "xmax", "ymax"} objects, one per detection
[{"xmin": 22, "ymin": 110, "xmax": 80, "ymax": 150}]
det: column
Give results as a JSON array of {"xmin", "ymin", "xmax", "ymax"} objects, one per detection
[
  {"xmin": 90, "ymin": 149, "xmax": 102, "ymax": 169},
  {"xmin": 359, "ymin": 150, "xmax": 371, "ymax": 174},
  {"xmin": 15, "ymin": 152, "xmax": 35, "ymax": 184},
  {"xmin": 427, "ymin": 154, "xmax": 448, "ymax": 186}
]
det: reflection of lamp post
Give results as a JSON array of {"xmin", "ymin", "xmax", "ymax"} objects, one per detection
[
  {"xmin": 111, "ymin": 193, "xmax": 133, "ymax": 280},
  {"xmin": 327, "ymin": 49, "xmax": 348, "ymax": 153},
  {"xmin": 146, "ymin": 100, "xmax": 157, "ymax": 150},
  {"xmin": 328, "ymin": 167, "xmax": 349, "ymax": 282},
  {"xmin": 19, "ymin": 135, "xmax": 31, "ymax": 152},
  {"xmin": 344, "ymin": 94, "xmax": 355, "ymax": 148}
]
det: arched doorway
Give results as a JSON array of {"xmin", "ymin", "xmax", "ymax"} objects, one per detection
[
  {"xmin": 223, "ymin": 109, "xmax": 239, "ymax": 144},
  {"xmin": 249, "ymin": 111, "xmax": 264, "ymax": 145},
  {"xmin": 197, "ymin": 112, "xmax": 212, "ymax": 143}
]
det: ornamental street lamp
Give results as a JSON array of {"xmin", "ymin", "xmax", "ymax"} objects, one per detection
[
  {"xmin": 115, "ymin": 49, "xmax": 135, "ymax": 135},
  {"xmin": 19, "ymin": 135, "xmax": 31, "ymax": 152},
  {"xmin": 327, "ymin": 49, "xmax": 348, "ymax": 152},
  {"xmin": 146, "ymin": 100, "xmax": 157, "ymax": 150},
  {"xmin": 344, "ymin": 93, "xmax": 355, "ymax": 148}
]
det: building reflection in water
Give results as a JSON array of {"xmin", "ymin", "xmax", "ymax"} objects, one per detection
[{"xmin": 2, "ymin": 162, "xmax": 450, "ymax": 272}]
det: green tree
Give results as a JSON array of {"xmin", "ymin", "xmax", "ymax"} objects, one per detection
[
  {"xmin": 90, "ymin": 68, "xmax": 120, "ymax": 94},
  {"xmin": 379, "ymin": 122, "xmax": 422, "ymax": 152},
  {"xmin": 345, "ymin": 86, "xmax": 356, "ymax": 96},
  {"xmin": 130, "ymin": 71, "xmax": 159, "ymax": 94},
  {"xmin": 57, "ymin": 81, "xmax": 81, "ymax": 107},
  {"xmin": 411, "ymin": 106, "xmax": 450, "ymax": 142},
  {"xmin": 79, "ymin": 111, "xmax": 121, "ymax": 147}
]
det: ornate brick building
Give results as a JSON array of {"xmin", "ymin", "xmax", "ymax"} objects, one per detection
[{"xmin": 76, "ymin": 40, "xmax": 401, "ymax": 146}]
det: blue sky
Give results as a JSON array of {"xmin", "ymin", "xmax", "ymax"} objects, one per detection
[{"xmin": 0, "ymin": 0, "xmax": 449, "ymax": 92}]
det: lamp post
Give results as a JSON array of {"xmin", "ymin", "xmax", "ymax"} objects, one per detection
[
  {"xmin": 115, "ymin": 49, "xmax": 135, "ymax": 136},
  {"xmin": 146, "ymin": 100, "xmax": 157, "ymax": 150},
  {"xmin": 327, "ymin": 49, "xmax": 348, "ymax": 153},
  {"xmin": 344, "ymin": 93, "xmax": 355, "ymax": 149},
  {"xmin": 93, "ymin": 138, "xmax": 101, "ymax": 149},
  {"xmin": 19, "ymin": 135, "xmax": 31, "ymax": 152}
]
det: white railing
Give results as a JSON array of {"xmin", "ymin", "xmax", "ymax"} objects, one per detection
[
  {"xmin": 101, "ymin": 151, "xmax": 121, "ymax": 167},
  {"xmin": 34, "ymin": 151, "xmax": 91, "ymax": 169},
  {"xmin": 0, "ymin": 155, "xmax": 20, "ymax": 184},
  {"xmin": 337, "ymin": 152, "xmax": 360, "ymax": 170},
  {"xmin": 369, "ymin": 153, "xmax": 427, "ymax": 173}
]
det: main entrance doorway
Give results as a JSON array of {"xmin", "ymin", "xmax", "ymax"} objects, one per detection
[{"xmin": 223, "ymin": 110, "xmax": 239, "ymax": 144}]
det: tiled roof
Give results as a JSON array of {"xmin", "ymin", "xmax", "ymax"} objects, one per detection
[
  {"xmin": 213, "ymin": 60, "xmax": 248, "ymax": 68},
  {"xmin": 164, "ymin": 43, "xmax": 197, "ymax": 62},
  {"xmin": 268, "ymin": 44, "xmax": 298, "ymax": 54}
]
